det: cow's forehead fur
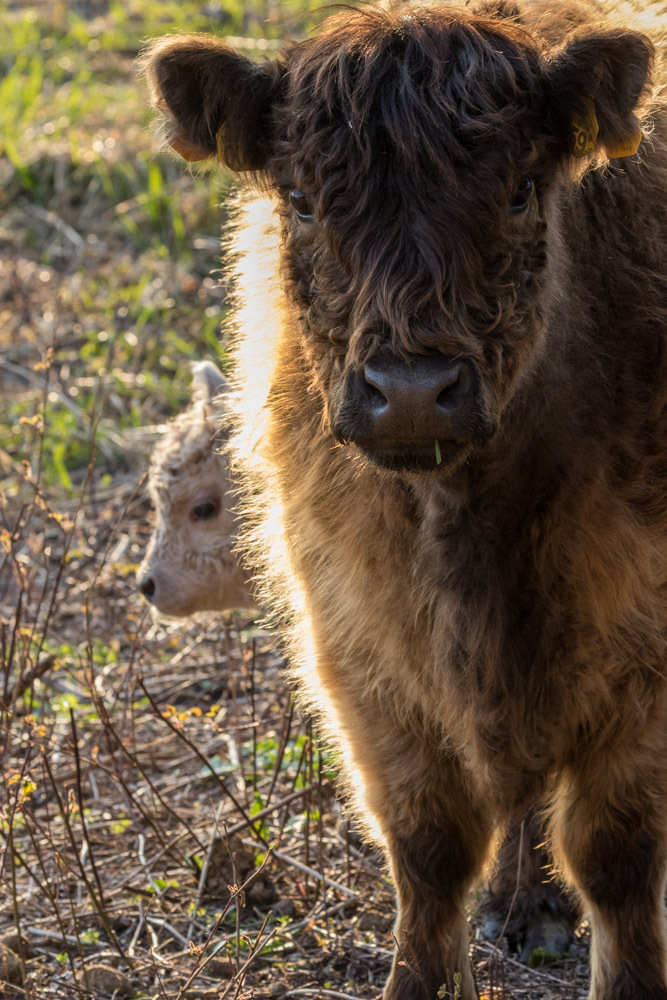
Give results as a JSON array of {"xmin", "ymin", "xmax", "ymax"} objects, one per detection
[
  {"xmin": 148, "ymin": 402, "xmax": 227, "ymax": 499},
  {"xmin": 280, "ymin": 6, "xmax": 543, "ymax": 179},
  {"xmin": 270, "ymin": 7, "xmax": 553, "ymax": 359}
]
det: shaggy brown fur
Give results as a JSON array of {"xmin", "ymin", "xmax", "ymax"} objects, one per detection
[
  {"xmin": 143, "ymin": 2, "xmax": 666, "ymax": 997},
  {"xmin": 137, "ymin": 361, "xmax": 254, "ymax": 617}
]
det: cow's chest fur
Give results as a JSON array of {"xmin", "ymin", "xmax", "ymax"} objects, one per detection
[{"xmin": 256, "ymin": 351, "xmax": 662, "ymax": 818}]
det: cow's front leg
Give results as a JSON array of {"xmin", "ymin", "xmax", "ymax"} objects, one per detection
[
  {"xmin": 379, "ymin": 757, "xmax": 493, "ymax": 1000},
  {"xmin": 551, "ymin": 757, "xmax": 667, "ymax": 1000}
]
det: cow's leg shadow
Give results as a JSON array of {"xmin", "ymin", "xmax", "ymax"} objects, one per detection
[{"xmin": 478, "ymin": 811, "xmax": 579, "ymax": 962}]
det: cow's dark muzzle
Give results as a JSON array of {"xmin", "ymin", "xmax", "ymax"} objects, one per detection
[{"xmin": 331, "ymin": 350, "xmax": 494, "ymax": 471}]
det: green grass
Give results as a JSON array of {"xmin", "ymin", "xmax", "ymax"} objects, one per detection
[
  {"xmin": 0, "ymin": 0, "xmax": 321, "ymax": 167},
  {"xmin": 0, "ymin": 0, "xmax": 323, "ymax": 499}
]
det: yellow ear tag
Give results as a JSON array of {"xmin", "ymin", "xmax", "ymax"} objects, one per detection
[
  {"xmin": 571, "ymin": 99, "xmax": 599, "ymax": 158},
  {"xmin": 169, "ymin": 135, "xmax": 210, "ymax": 162},
  {"xmin": 605, "ymin": 127, "xmax": 642, "ymax": 159}
]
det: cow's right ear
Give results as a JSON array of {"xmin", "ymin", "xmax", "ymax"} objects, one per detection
[
  {"xmin": 543, "ymin": 29, "xmax": 653, "ymax": 161},
  {"xmin": 142, "ymin": 35, "xmax": 285, "ymax": 171},
  {"xmin": 191, "ymin": 361, "xmax": 228, "ymax": 404}
]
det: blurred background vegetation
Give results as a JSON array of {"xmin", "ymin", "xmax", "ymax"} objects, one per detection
[{"xmin": 0, "ymin": 0, "xmax": 320, "ymax": 497}]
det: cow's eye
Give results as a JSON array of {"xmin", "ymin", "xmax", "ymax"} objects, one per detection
[
  {"xmin": 191, "ymin": 499, "xmax": 220, "ymax": 521},
  {"xmin": 507, "ymin": 176, "xmax": 534, "ymax": 215},
  {"xmin": 290, "ymin": 189, "xmax": 314, "ymax": 223}
]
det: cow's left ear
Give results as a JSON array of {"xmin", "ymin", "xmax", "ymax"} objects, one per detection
[
  {"xmin": 544, "ymin": 30, "xmax": 653, "ymax": 160},
  {"xmin": 191, "ymin": 361, "xmax": 228, "ymax": 404},
  {"xmin": 142, "ymin": 35, "xmax": 285, "ymax": 171}
]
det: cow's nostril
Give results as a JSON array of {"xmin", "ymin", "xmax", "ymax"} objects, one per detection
[
  {"xmin": 140, "ymin": 577, "xmax": 156, "ymax": 600},
  {"xmin": 436, "ymin": 381, "xmax": 458, "ymax": 406},
  {"xmin": 436, "ymin": 374, "xmax": 460, "ymax": 407},
  {"xmin": 436, "ymin": 362, "xmax": 470, "ymax": 409},
  {"xmin": 363, "ymin": 377, "xmax": 389, "ymax": 408}
]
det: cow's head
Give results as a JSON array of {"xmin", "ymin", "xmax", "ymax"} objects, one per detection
[
  {"xmin": 137, "ymin": 362, "xmax": 255, "ymax": 617},
  {"xmin": 143, "ymin": 6, "xmax": 651, "ymax": 473}
]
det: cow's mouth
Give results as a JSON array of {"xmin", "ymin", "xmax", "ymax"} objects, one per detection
[{"xmin": 349, "ymin": 436, "xmax": 472, "ymax": 474}]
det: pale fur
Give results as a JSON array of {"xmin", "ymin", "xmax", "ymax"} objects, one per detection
[{"xmin": 137, "ymin": 362, "xmax": 255, "ymax": 617}]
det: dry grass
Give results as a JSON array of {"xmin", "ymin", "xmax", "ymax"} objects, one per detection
[{"xmin": 1, "ymin": 461, "xmax": 592, "ymax": 998}]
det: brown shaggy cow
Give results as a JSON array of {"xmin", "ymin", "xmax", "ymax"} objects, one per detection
[
  {"xmin": 137, "ymin": 359, "xmax": 569, "ymax": 955},
  {"xmin": 143, "ymin": 2, "xmax": 666, "ymax": 998}
]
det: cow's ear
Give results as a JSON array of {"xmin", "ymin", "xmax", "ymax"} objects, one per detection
[
  {"xmin": 544, "ymin": 30, "xmax": 653, "ymax": 160},
  {"xmin": 142, "ymin": 35, "xmax": 285, "ymax": 170},
  {"xmin": 191, "ymin": 361, "xmax": 228, "ymax": 404}
]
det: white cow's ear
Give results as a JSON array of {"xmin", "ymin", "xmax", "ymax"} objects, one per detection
[
  {"xmin": 543, "ymin": 29, "xmax": 652, "ymax": 160},
  {"xmin": 191, "ymin": 361, "xmax": 228, "ymax": 404},
  {"xmin": 141, "ymin": 34, "xmax": 285, "ymax": 170}
]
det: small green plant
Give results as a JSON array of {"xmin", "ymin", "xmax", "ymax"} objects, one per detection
[
  {"xmin": 527, "ymin": 945, "xmax": 567, "ymax": 968},
  {"xmin": 438, "ymin": 972, "xmax": 462, "ymax": 999},
  {"xmin": 78, "ymin": 928, "xmax": 101, "ymax": 945}
]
